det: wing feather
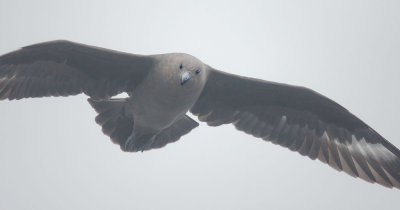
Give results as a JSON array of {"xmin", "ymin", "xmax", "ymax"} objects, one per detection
[
  {"xmin": 0, "ymin": 40, "xmax": 154, "ymax": 100},
  {"xmin": 191, "ymin": 68, "xmax": 400, "ymax": 189}
]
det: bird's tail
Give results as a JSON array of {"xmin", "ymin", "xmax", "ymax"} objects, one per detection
[{"xmin": 87, "ymin": 98, "xmax": 134, "ymax": 149}]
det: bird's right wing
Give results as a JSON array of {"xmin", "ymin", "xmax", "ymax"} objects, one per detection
[
  {"xmin": 0, "ymin": 40, "xmax": 154, "ymax": 100},
  {"xmin": 191, "ymin": 68, "xmax": 400, "ymax": 189}
]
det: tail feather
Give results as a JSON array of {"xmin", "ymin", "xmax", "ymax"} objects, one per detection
[
  {"xmin": 88, "ymin": 98, "xmax": 134, "ymax": 147},
  {"xmin": 150, "ymin": 115, "xmax": 199, "ymax": 149},
  {"xmin": 88, "ymin": 98, "xmax": 199, "ymax": 152}
]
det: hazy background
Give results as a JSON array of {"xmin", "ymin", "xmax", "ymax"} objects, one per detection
[{"xmin": 0, "ymin": 0, "xmax": 399, "ymax": 209}]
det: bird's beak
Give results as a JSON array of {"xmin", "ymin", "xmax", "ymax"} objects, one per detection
[{"xmin": 180, "ymin": 71, "xmax": 191, "ymax": 86}]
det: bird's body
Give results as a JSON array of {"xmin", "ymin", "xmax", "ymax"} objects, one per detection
[
  {"xmin": 118, "ymin": 53, "xmax": 207, "ymax": 150},
  {"xmin": 1, "ymin": 40, "xmax": 400, "ymax": 189},
  {"xmin": 130, "ymin": 53, "xmax": 206, "ymax": 130}
]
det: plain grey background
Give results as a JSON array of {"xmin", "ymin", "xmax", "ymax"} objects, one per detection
[{"xmin": 0, "ymin": 0, "xmax": 399, "ymax": 209}]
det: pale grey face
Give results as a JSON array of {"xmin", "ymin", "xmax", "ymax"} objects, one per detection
[
  {"xmin": 151, "ymin": 53, "xmax": 204, "ymax": 84},
  {"xmin": 162, "ymin": 53, "xmax": 206, "ymax": 89},
  {"xmin": 150, "ymin": 53, "xmax": 207, "ymax": 94},
  {"xmin": 179, "ymin": 61, "xmax": 203, "ymax": 86}
]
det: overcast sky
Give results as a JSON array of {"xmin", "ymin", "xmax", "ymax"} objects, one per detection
[{"xmin": 0, "ymin": 0, "xmax": 399, "ymax": 209}]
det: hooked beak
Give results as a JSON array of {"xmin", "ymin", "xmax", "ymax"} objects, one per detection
[{"xmin": 180, "ymin": 71, "xmax": 191, "ymax": 86}]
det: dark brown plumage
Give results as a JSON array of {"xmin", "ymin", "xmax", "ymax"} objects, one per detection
[
  {"xmin": 1, "ymin": 40, "xmax": 399, "ymax": 189},
  {"xmin": 191, "ymin": 69, "xmax": 400, "ymax": 188}
]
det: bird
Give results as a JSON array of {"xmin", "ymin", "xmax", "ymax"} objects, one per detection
[{"xmin": 0, "ymin": 40, "xmax": 399, "ymax": 189}]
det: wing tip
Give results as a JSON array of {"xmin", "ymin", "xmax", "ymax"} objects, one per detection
[{"xmin": 22, "ymin": 40, "xmax": 74, "ymax": 49}]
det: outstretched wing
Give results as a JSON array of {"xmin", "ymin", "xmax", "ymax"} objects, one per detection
[
  {"xmin": 0, "ymin": 40, "xmax": 154, "ymax": 100},
  {"xmin": 191, "ymin": 67, "xmax": 400, "ymax": 189}
]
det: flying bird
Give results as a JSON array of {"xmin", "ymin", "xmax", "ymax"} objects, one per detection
[{"xmin": 1, "ymin": 40, "xmax": 399, "ymax": 189}]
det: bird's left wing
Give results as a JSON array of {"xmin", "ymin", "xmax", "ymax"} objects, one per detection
[
  {"xmin": 190, "ymin": 67, "xmax": 400, "ymax": 189},
  {"xmin": 0, "ymin": 40, "xmax": 154, "ymax": 100}
]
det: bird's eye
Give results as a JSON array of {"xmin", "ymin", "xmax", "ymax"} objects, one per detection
[
  {"xmin": 179, "ymin": 64, "xmax": 183, "ymax": 69},
  {"xmin": 195, "ymin": 69, "xmax": 201, "ymax": 75}
]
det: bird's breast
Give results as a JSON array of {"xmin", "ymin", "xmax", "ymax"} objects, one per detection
[{"xmin": 129, "ymin": 74, "xmax": 200, "ymax": 130}]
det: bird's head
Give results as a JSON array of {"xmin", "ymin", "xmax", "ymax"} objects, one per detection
[
  {"xmin": 151, "ymin": 53, "xmax": 208, "ymax": 92},
  {"xmin": 176, "ymin": 54, "xmax": 206, "ymax": 87},
  {"xmin": 179, "ymin": 64, "xmax": 202, "ymax": 86}
]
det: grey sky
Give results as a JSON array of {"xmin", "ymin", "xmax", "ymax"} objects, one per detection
[{"xmin": 0, "ymin": 0, "xmax": 399, "ymax": 209}]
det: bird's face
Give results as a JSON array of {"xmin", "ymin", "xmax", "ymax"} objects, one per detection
[
  {"xmin": 177, "ymin": 55, "xmax": 205, "ymax": 87},
  {"xmin": 151, "ymin": 53, "xmax": 208, "ymax": 97}
]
